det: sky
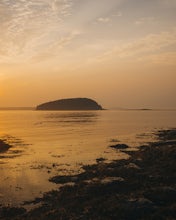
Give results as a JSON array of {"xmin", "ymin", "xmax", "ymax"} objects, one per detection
[{"xmin": 0, "ymin": 0, "xmax": 176, "ymax": 109}]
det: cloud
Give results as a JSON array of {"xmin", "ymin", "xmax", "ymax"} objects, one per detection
[
  {"xmin": 112, "ymin": 11, "xmax": 122, "ymax": 17},
  {"xmin": 97, "ymin": 29, "xmax": 176, "ymax": 62},
  {"xmin": 0, "ymin": 0, "xmax": 73, "ymax": 63},
  {"xmin": 30, "ymin": 30, "xmax": 81, "ymax": 63},
  {"xmin": 96, "ymin": 11, "xmax": 122, "ymax": 24},
  {"xmin": 141, "ymin": 52, "xmax": 176, "ymax": 65},
  {"xmin": 118, "ymin": 31, "xmax": 176, "ymax": 57},
  {"xmin": 97, "ymin": 17, "xmax": 111, "ymax": 23},
  {"xmin": 135, "ymin": 17, "xmax": 157, "ymax": 25}
]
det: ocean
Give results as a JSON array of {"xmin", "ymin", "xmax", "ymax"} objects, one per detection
[{"xmin": 0, "ymin": 109, "xmax": 175, "ymax": 206}]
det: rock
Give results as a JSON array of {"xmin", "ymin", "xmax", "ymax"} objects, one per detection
[
  {"xmin": 36, "ymin": 98, "xmax": 103, "ymax": 111},
  {"xmin": 96, "ymin": 157, "xmax": 106, "ymax": 163},
  {"xmin": 125, "ymin": 197, "xmax": 155, "ymax": 217},
  {"xmin": 144, "ymin": 187, "xmax": 176, "ymax": 205},
  {"xmin": 0, "ymin": 140, "xmax": 12, "ymax": 153},
  {"xmin": 0, "ymin": 207, "xmax": 26, "ymax": 218},
  {"xmin": 158, "ymin": 129, "xmax": 176, "ymax": 140},
  {"xmin": 125, "ymin": 163, "xmax": 141, "ymax": 169},
  {"xmin": 100, "ymin": 177, "xmax": 124, "ymax": 184},
  {"xmin": 50, "ymin": 175, "xmax": 78, "ymax": 184},
  {"xmin": 109, "ymin": 144, "xmax": 129, "ymax": 149}
]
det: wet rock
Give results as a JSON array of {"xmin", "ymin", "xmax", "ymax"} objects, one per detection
[
  {"xmin": 124, "ymin": 198, "xmax": 155, "ymax": 219},
  {"xmin": 125, "ymin": 163, "xmax": 141, "ymax": 169},
  {"xmin": 50, "ymin": 175, "xmax": 78, "ymax": 184},
  {"xmin": 96, "ymin": 157, "xmax": 106, "ymax": 163},
  {"xmin": 0, "ymin": 140, "xmax": 12, "ymax": 153},
  {"xmin": 144, "ymin": 187, "xmax": 176, "ymax": 205},
  {"xmin": 158, "ymin": 129, "xmax": 176, "ymax": 140},
  {"xmin": 0, "ymin": 207, "xmax": 26, "ymax": 219},
  {"xmin": 109, "ymin": 143, "xmax": 129, "ymax": 149},
  {"xmin": 83, "ymin": 177, "xmax": 99, "ymax": 184},
  {"xmin": 100, "ymin": 177, "xmax": 124, "ymax": 184}
]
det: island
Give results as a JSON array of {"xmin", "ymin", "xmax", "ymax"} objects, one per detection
[{"xmin": 36, "ymin": 98, "xmax": 103, "ymax": 110}]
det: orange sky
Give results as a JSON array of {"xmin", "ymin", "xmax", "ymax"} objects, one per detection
[{"xmin": 0, "ymin": 0, "xmax": 176, "ymax": 108}]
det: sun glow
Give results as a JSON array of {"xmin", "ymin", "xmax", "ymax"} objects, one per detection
[{"xmin": 0, "ymin": 0, "xmax": 176, "ymax": 108}]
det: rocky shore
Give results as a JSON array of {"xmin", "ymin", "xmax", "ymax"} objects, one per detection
[{"xmin": 0, "ymin": 129, "xmax": 176, "ymax": 220}]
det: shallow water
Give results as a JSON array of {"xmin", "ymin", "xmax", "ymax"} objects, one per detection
[{"xmin": 0, "ymin": 109, "xmax": 175, "ymax": 206}]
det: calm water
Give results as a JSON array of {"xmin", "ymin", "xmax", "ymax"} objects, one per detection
[{"xmin": 0, "ymin": 110, "xmax": 175, "ymax": 206}]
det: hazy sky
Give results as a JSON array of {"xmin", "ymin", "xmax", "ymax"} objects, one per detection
[{"xmin": 0, "ymin": 0, "xmax": 176, "ymax": 108}]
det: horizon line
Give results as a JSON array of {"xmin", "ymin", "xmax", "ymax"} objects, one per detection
[{"xmin": 0, "ymin": 107, "xmax": 176, "ymax": 111}]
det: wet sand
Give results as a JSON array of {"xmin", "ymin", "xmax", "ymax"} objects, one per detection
[{"xmin": 0, "ymin": 129, "xmax": 176, "ymax": 220}]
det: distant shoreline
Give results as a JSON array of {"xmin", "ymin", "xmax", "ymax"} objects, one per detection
[
  {"xmin": 0, "ymin": 107, "xmax": 176, "ymax": 112},
  {"xmin": 0, "ymin": 107, "xmax": 35, "ymax": 110},
  {"xmin": 0, "ymin": 107, "xmax": 176, "ymax": 111}
]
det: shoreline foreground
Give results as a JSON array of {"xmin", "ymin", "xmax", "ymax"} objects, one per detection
[{"xmin": 0, "ymin": 129, "xmax": 176, "ymax": 220}]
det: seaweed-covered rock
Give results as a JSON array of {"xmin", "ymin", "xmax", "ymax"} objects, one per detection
[
  {"xmin": 144, "ymin": 187, "xmax": 176, "ymax": 205},
  {"xmin": 0, "ymin": 207, "xmax": 26, "ymax": 219}
]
